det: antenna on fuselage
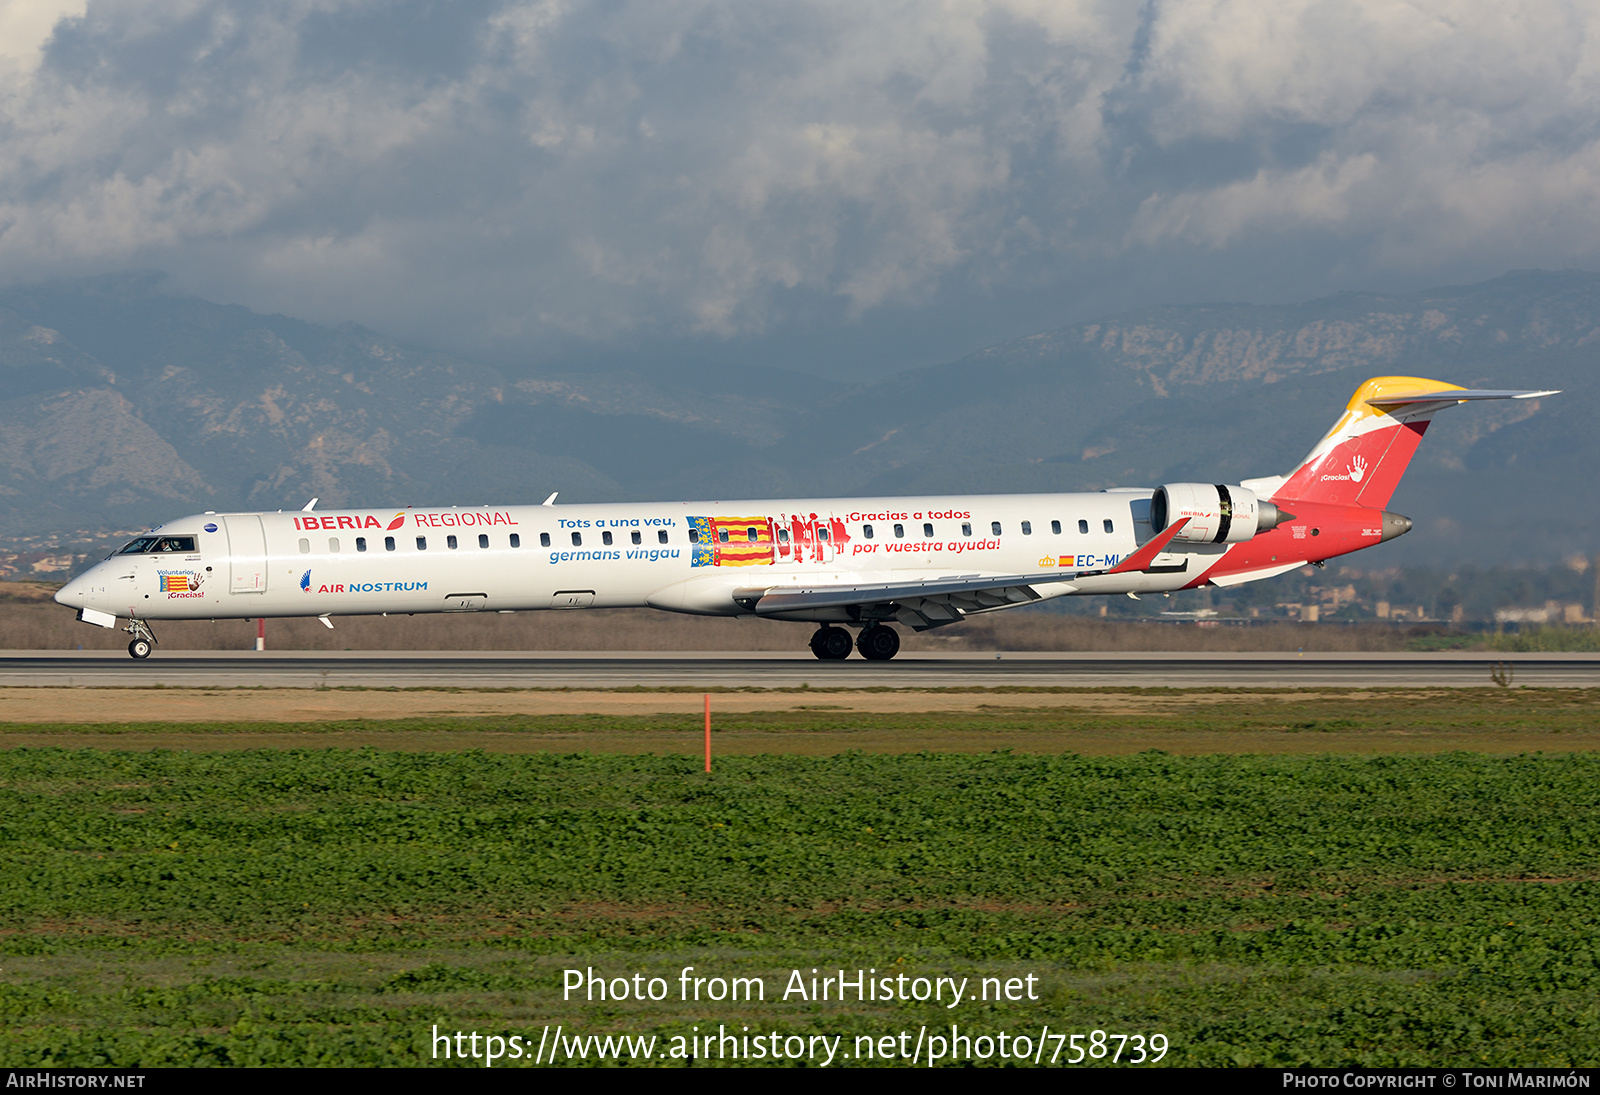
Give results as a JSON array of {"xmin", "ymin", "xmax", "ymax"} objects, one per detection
[
  {"xmin": 541, "ymin": 492, "xmax": 559, "ymax": 507},
  {"xmin": 301, "ymin": 498, "xmax": 319, "ymax": 512}
]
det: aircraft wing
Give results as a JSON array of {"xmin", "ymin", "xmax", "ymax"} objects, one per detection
[{"xmin": 734, "ymin": 519, "xmax": 1191, "ymax": 629}]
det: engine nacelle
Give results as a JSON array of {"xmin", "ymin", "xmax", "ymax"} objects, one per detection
[{"xmin": 1150, "ymin": 483, "xmax": 1286, "ymax": 544}]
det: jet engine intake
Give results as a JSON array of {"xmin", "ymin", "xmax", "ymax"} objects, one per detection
[{"xmin": 1151, "ymin": 483, "xmax": 1286, "ymax": 544}]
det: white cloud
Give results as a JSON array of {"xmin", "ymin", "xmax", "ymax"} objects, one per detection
[
  {"xmin": 1131, "ymin": 152, "xmax": 1381, "ymax": 248},
  {"xmin": 0, "ymin": 0, "xmax": 1597, "ymax": 354},
  {"xmin": 0, "ymin": 0, "xmax": 87, "ymax": 73}
]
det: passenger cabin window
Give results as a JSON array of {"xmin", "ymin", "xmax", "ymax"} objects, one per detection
[
  {"xmin": 657, "ymin": 530, "xmax": 668, "ymax": 544},
  {"xmin": 1103, "ymin": 519, "xmax": 1114, "ymax": 534},
  {"xmin": 356, "ymin": 537, "xmax": 367, "ymax": 552},
  {"xmin": 894, "ymin": 523, "xmax": 904, "ymax": 538},
  {"xmin": 511, "ymin": 534, "xmax": 522, "ymax": 548},
  {"xmin": 631, "ymin": 531, "xmax": 641, "ymax": 545},
  {"xmin": 447, "ymin": 535, "xmax": 458, "ymax": 550},
  {"xmin": 776, "ymin": 529, "xmax": 788, "ymax": 543},
  {"xmin": 416, "ymin": 536, "xmax": 427, "ymax": 550},
  {"xmin": 1078, "ymin": 519, "xmax": 1089, "ymax": 534},
  {"xmin": 571, "ymin": 532, "xmax": 582, "ymax": 546},
  {"xmin": 1051, "ymin": 520, "xmax": 1061, "ymax": 535},
  {"xmin": 329, "ymin": 537, "xmax": 340, "ymax": 553},
  {"xmin": 602, "ymin": 531, "xmax": 613, "ymax": 546},
  {"xmin": 718, "ymin": 529, "xmax": 729, "ymax": 543},
  {"xmin": 539, "ymin": 533, "xmax": 550, "ymax": 547},
  {"xmin": 991, "ymin": 521, "xmax": 1003, "ymax": 536},
  {"xmin": 818, "ymin": 527, "xmax": 829, "ymax": 542},
  {"xmin": 478, "ymin": 534, "xmax": 489, "ymax": 549},
  {"xmin": 298, "ymin": 538, "xmax": 310, "ymax": 554},
  {"xmin": 689, "ymin": 529, "xmax": 700, "ymax": 543},
  {"xmin": 923, "ymin": 523, "xmax": 934, "ymax": 538},
  {"xmin": 746, "ymin": 527, "xmax": 758, "ymax": 542},
  {"xmin": 1021, "ymin": 521, "xmax": 1032, "ymax": 535},
  {"xmin": 385, "ymin": 536, "xmax": 396, "ymax": 551},
  {"xmin": 962, "ymin": 523, "xmax": 972, "ymax": 537},
  {"xmin": 863, "ymin": 524, "xmax": 874, "ymax": 539}
]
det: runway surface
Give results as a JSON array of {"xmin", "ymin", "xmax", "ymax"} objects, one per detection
[{"xmin": 2, "ymin": 650, "xmax": 1595, "ymax": 689}]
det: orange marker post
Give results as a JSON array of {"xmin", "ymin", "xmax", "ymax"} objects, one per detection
[{"xmin": 704, "ymin": 694, "xmax": 712, "ymax": 773}]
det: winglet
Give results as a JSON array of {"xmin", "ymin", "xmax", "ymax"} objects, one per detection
[
  {"xmin": 1107, "ymin": 518, "xmax": 1189, "ymax": 575},
  {"xmin": 301, "ymin": 498, "xmax": 319, "ymax": 512},
  {"xmin": 541, "ymin": 492, "xmax": 559, "ymax": 507}
]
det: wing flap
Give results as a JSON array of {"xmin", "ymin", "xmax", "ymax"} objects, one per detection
[{"xmin": 743, "ymin": 572, "xmax": 1066, "ymax": 616}]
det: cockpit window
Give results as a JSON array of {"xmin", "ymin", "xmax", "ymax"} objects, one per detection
[{"xmin": 119, "ymin": 536, "xmax": 197, "ymax": 554}]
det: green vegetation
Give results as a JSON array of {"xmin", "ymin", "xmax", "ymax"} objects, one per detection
[
  {"xmin": 1485, "ymin": 626, "xmax": 1600, "ymax": 653},
  {"xmin": 6, "ymin": 689, "xmax": 1600, "ymax": 760},
  {"xmin": 0, "ymin": 746, "xmax": 1596, "ymax": 1066},
  {"xmin": 1401, "ymin": 632, "xmax": 1482, "ymax": 651}
]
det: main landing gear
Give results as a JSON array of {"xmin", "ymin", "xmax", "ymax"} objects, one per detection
[
  {"xmin": 809, "ymin": 623, "xmax": 900, "ymax": 661},
  {"xmin": 809, "ymin": 626, "xmax": 853, "ymax": 660},
  {"xmin": 124, "ymin": 618, "xmax": 156, "ymax": 660}
]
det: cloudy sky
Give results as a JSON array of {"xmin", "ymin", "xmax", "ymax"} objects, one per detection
[{"xmin": 2, "ymin": 0, "xmax": 1598, "ymax": 376}]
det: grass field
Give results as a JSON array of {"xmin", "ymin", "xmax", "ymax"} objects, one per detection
[
  {"xmin": 1, "ymin": 690, "xmax": 1597, "ymax": 1068},
  {"xmin": 2, "ymin": 687, "xmax": 1599, "ymax": 754}
]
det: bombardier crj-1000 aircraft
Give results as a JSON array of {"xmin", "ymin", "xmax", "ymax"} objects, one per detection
[{"xmin": 56, "ymin": 376, "xmax": 1556, "ymax": 660}]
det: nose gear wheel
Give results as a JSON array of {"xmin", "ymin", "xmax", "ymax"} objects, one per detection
[{"xmin": 122, "ymin": 618, "xmax": 157, "ymax": 659}]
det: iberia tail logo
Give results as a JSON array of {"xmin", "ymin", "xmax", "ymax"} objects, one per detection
[
  {"xmin": 386, "ymin": 512, "xmax": 407, "ymax": 531},
  {"xmin": 301, "ymin": 569, "xmax": 312, "ymax": 592}
]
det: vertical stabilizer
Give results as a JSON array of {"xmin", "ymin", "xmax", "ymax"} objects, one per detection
[{"xmin": 1264, "ymin": 377, "xmax": 1558, "ymax": 509}]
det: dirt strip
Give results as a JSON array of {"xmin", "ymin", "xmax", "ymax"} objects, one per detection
[{"xmin": 0, "ymin": 686, "xmax": 1382, "ymax": 723}]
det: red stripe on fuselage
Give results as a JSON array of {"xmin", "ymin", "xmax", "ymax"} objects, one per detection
[{"xmin": 1192, "ymin": 499, "xmax": 1390, "ymax": 587}]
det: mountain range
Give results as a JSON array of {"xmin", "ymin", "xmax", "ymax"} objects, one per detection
[{"xmin": 0, "ymin": 269, "xmax": 1592, "ymax": 565}]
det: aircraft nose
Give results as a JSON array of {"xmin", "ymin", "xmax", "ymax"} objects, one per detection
[{"xmin": 54, "ymin": 575, "xmax": 84, "ymax": 607}]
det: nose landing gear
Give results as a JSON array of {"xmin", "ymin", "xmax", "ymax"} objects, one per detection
[{"xmin": 123, "ymin": 618, "xmax": 157, "ymax": 659}]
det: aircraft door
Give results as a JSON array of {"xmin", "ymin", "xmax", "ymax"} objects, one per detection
[{"xmin": 223, "ymin": 515, "xmax": 268, "ymax": 593}]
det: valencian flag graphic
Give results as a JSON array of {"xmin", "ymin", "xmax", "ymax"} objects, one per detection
[
  {"xmin": 158, "ymin": 574, "xmax": 191, "ymax": 593},
  {"xmin": 688, "ymin": 516, "xmax": 776, "ymax": 567}
]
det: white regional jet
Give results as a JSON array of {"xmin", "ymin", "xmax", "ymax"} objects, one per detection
[{"xmin": 55, "ymin": 376, "xmax": 1555, "ymax": 660}]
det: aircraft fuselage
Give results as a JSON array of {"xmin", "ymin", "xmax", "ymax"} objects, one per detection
[{"xmin": 64, "ymin": 490, "xmax": 1245, "ymax": 624}]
